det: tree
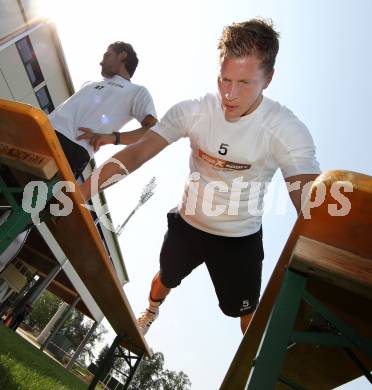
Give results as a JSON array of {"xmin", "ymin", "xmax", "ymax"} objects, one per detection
[
  {"xmin": 25, "ymin": 290, "xmax": 106, "ymax": 364},
  {"xmin": 127, "ymin": 351, "xmax": 164, "ymax": 389},
  {"xmin": 26, "ymin": 290, "xmax": 62, "ymax": 330},
  {"xmin": 58, "ymin": 310, "xmax": 107, "ymax": 362},
  {"xmin": 94, "ymin": 344, "xmax": 110, "ymax": 371},
  {"xmin": 90, "ymin": 349, "xmax": 191, "ymax": 390},
  {"xmin": 88, "ymin": 343, "xmax": 124, "ymax": 381},
  {"xmin": 161, "ymin": 369, "xmax": 191, "ymax": 390},
  {"xmin": 127, "ymin": 352, "xmax": 191, "ymax": 390}
]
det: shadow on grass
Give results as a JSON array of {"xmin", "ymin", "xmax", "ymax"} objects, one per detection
[{"xmin": 0, "ymin": 362, "xmax": 19, "ymax": 390}]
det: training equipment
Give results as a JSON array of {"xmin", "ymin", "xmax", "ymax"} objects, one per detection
[
  {"xmin": 221, "ymin": 171, "xmax": 372, "ymax": 389},
  {"xmin": 0, "ymin": 99, "xmax": 150, "ymax": 387}
]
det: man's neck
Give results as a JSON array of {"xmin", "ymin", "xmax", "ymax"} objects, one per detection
[{"xmin": 116, "ymin": 69, "xmax": 131, "ymax": 81}]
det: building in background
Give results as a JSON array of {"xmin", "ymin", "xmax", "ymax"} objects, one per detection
[{"xmin": 0, "ymin": 0, "xmax": 128, "ymax": 327}]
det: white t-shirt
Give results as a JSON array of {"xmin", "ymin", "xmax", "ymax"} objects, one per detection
[
  {"xmin": 152, "ymin": 93, "xmax": 321, "ymax": 237},
  {"xmin": 49, "ymin": 75, "xmax": 156, "ymax": 157}
]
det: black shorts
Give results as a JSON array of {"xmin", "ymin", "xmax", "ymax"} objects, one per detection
[
  {"xmin": 55, "ymin": 131, "xmax": 90, "ymax": 178},
  {"xmin": 159, "ymin": 210, "xmax": 264, "ymax": 317}
]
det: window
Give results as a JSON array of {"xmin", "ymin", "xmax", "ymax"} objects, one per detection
[
  {"xmin": 16, "ymin": 37, "xmax": 33, "ymax": 62},
  {"xmin": 16, "ymin": 36, "xmax": 55, "ymax": 113},
  {"xmin": 36, "ymin": 86, "xmax": 55, "ymax": 114},
  {"xmin": 16, "ymin": 36, "xmax": 44, "ymax": 88}
]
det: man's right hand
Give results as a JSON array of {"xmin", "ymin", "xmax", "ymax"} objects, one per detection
[
  {"xmin": 79, "ymin": 130, "xmax": 168, "ymax": 201},
  {"xmin": 76, "ymin": 127, "xmax": 115, "ymax": 152}
]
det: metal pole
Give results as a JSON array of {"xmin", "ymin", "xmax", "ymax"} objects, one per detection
[
  {"xmin": 40, "ymin": 295, "xmax": 80, "ymax": 351},
  {"xmin": 11, "ymin": 264, "xmax": 61, "ymax": 319},
  {"xmin": 88, "ymin": 335, "xmax": 120, "ymax": 390},
  {"xmin": 66, "ymin": 321, "xmax": 98, "ymax": 370},
  {"xmin": 122, "ymin": 352, "xmax": 143, "ymax": 390},
  {"xmin": 116, "ymin": 177, "xmax": 156, "ymax": 236},
  {"xmin": 247, "ymin": 270, "xmax": 307, "ymax": 390},
  {"xmin": 36, "ymin": 302, "xmax": 69, "ymax": 344},
  {"xmin": 116, "ymin": 208, "xmax": 137, "ymax": 236},
  {"xmin": 26, "ymin": 264, "xmax": 62, "ymax": 304}
]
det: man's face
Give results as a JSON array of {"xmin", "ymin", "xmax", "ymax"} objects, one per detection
[
  {"xmin": 100, "ymin": 47, "xmax": 123, "ymax": 77},
  {"xmin": 218, "ymin": 55, "xmax": 273, "ymax": 122}
]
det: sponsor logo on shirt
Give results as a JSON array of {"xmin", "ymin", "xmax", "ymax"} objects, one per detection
[
  {"xmin": 198, "ymin": 149, "xmax": 251, "ymax": 170},
  {"xmin": 95, "ymin": 81, "xmax": 124, "ymax": 90},
  {"xmin": 107, "ymin": 81, "xmax": 124, "ymax": 88}
]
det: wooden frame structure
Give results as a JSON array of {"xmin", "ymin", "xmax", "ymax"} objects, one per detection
[
  {"xmin": 221, "ymin": 171, "xmax": 372, "ymax": 389},
  {"xmin": 0, "ymin": 99, "xmax": 150, "ymax": 388}
]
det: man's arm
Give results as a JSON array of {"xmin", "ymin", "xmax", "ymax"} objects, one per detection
[
  {"xmin": 117, "ymin": 114, "xmax": 157, "ymax": 144},
  {"xmin": 286, "ymin": 173, "xmax": 320, "ymax": 214},
  {"xmin": 79, "ymin": 130, "xmax": 168, "ymax": 201},
  {"xmin": 77, "ymin": 114, "xmax": 157, "ymax": 151}
]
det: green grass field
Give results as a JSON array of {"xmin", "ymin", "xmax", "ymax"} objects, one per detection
[{"xmin": 0, "ymin": 324, "xmax": 87, "ymax": 389}]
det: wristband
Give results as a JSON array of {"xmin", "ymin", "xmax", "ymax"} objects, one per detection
[{"xmin": 113, "ymin": 131, "xmax": 120, "ymax": 145}]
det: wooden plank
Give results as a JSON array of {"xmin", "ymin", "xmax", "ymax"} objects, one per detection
[
  {"xmin": 280, "ymin": 344, "xmax": 370, "ymax": 390},
  {"xmin": 0, "ymin": 99, "xmax": 150, "ymax": 356},
  {"xmin": 0, "ymin": 99, "xmax": 74, "ymax": 180},
  {"xmin": 220, "ymin": 170, "xmax": 372, "ymax": 390},
  {"xmin": 290, "ymin": 236, "xmax": 372, "ymax": 300},
  {"xmin": 0, "ymin": 141, "xmax": 57, "ymax": 179}
]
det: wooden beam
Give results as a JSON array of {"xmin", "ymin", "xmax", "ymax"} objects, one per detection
[
  {"xmin": 0, "ymin": 98, "xmax": 151, "ymax": 356},
  {"xmin": 290, "ymin": 236, "xmax": 372, "ymax": 300},
  {"xmin": 221, "ymin": 171, "xmax": 372, "ymax": 390}
]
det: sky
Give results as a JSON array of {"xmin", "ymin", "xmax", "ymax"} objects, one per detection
[{"xmin": 34, "ymin": 0, "xmax": 372, "ymax": 388}]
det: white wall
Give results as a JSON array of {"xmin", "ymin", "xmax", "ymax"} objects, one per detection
[
  {"xmin": 0, "ymin": 23, "xmax": 71, "ymax": 108},
  {"xmin": 0, "ymin": 71, "xmax": 14, "ymax": 100},
  {"xmin": 0, "ymin": 0, "xmax": 24, "ymax": 38},
  {"xmin": 30, "ymin": 24, "xmax": 70, "ymax": 106},
  {"xmin": 0, "ymin": 44, "xmax": 36, "ymax": 102}
]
